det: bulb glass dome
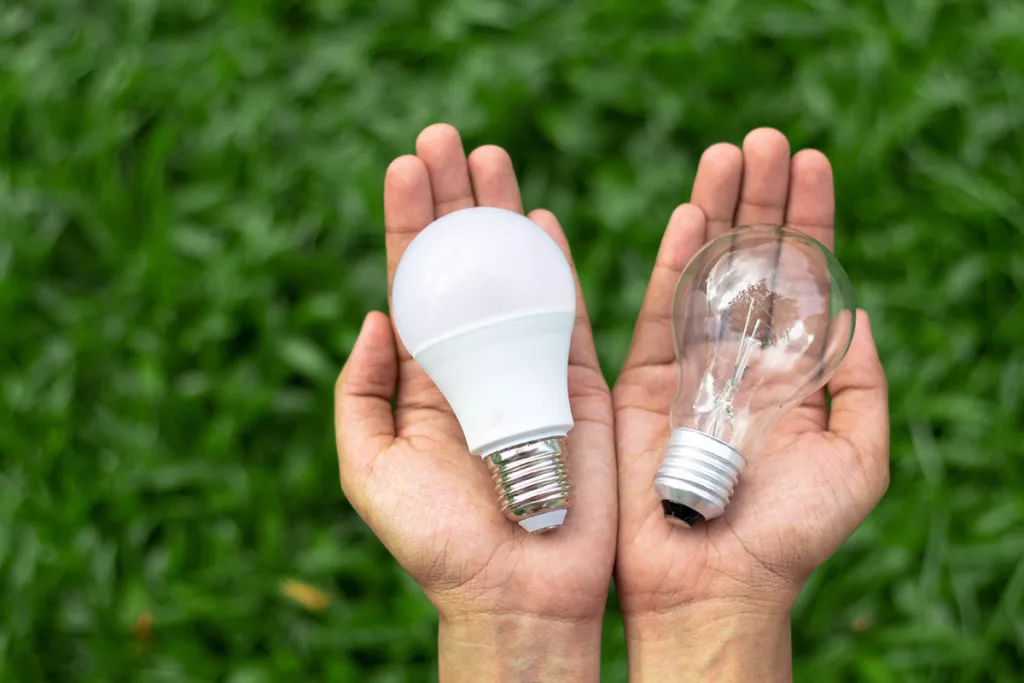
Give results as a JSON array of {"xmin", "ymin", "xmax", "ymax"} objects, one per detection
[
  {"xmin": 655, "ymin": 225, "xmax": 856, "ymax": 525},
  {"xmin": 392, "ymin": 207, "xmax": 575, "ymax": 354}
]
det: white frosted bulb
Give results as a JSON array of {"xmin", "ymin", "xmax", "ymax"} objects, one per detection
[
  {"xmin": 391, "ymin": 207, "xmax": 576, "ymax": 533},
  {"xmin": 655, "ymin": 225, "xmax": 856, "ymax": 526}
]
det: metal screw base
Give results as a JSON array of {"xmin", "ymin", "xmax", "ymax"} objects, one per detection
[
  {"xmin": 487, "ymin": 438, "xmax": 571, "ymax": 533},
  {"xmin": 654, "ymin": 428, "xmax": 746, "ymax": 525}
]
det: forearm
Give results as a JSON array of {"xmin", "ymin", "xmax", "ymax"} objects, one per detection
[
  {"xmin": 625, "ymin": 601, "xmax": 792, "ymax": 683},
  {"xmin": 439, "ymin": 613, "xmax": 603, "ymax": 683}
]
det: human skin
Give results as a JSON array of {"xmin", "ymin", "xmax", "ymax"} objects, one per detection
[
  {"xmin": 335, "ymin": 125, "xmax": 889, "ymax": 682},
  {"xmin": 611, "ymin": 128, "xmax": 891, "ymax": 682},
  {"xmin": 334, "ymin": 124, "xmax": 617, "ymax": 682}
]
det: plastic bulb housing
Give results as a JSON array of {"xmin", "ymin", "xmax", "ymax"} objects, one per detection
[
  {"xmin": 391, "ymin": 207, "xmax": 576, "ymax": 533},
  {"xmin": 654, "ymin": 225, "xmax": 856, "ymax": 527}
]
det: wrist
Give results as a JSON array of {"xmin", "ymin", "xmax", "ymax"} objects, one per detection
[
  {"xmin": 624, "ymin": 598, "xmax": 793, "ymax": 683},
  {"xmin": 438, "ymin": 612, "xmax": 603, "ymax": 683}
]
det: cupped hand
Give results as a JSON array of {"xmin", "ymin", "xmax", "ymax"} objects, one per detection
[
  {"xmin": 613, "ymin": 128, "xmax": 890, "ymax": 622},
  {"xmin": 334, "ymin": 125, "xmax": 617, "ymax": 634}
]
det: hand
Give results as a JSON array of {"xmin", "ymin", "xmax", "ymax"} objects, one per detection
[
  {"xmin": 612, "ymin": 129, "xmax": 890, "ymax": 681},
  {"xmin": 334, "ymin": 125, "xmax": 616, "ymax": 682}
]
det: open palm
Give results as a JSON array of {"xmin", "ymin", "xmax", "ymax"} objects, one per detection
[
  {"xmin": 334, "ymin": 125, "xmax": 616, "ymax": 622},
  {"xmin": 613, "ymin": 129, "xmax": 890, "ymax": 615}
]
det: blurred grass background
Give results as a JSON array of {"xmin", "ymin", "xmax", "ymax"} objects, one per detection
[{"xmin": 1, "ymin": 0, "xmax": 1022, "ymax": 681}]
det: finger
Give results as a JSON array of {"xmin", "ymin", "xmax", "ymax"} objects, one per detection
[
  {"xmin": 827, "ymin": 311, "xmax": 889, "ymax": 480},
  {"xmin": 785, "ymin": 149, "xmax": 835, "ymax": 250},
  {"xmin": 468, "ymin": 145, "xmax": 524, "ymax": 213},
  {"xmin": 774, "ymin": 147, "xmax": 836, "ymax": 422},
  {"xmin": 527, "ymin": 209, "xmax": 602, "ymax": 374},
  {"xmin": 733, "ymin": 128, "xmax": 791, "ymax": 228},
  {"xmin": 620, "ymin": 204, "xmax": 707, "ymax": 373},
  {"xmin": 690, "ymin": 143, "xmax": 743, "ymax": 240},
  {"xmin": 384, "ymin": 154, "xmax": 434, "ymax": 312},
  {"xmin": 416, "ymin": 123, "xmax": 475, "ymax": 218},
  {"xmin": 612, "ymin": 209, "xmax": 707, "ymax": 533},
  {"xmin": 525, "ymin": 208, "xmax": 615, "ymax": 542},
  {"xmin": 335, "ymin": 312, "xmax": 398, "ymax": 484}
]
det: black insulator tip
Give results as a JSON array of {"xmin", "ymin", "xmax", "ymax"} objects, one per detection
[{"xmin": 661, "ymin": 500, "xmax": 705, "ymax": 527}]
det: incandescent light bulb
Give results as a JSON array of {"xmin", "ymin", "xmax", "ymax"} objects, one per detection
[
  {"xmin": 391, "ymin": 207, "xmax": 576, "ymax": 533},
  {"xmin": 655, "ymin": 225, "xmax": 856, "ymax": 526}
]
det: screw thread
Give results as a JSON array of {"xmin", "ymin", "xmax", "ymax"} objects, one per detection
[
  {"xmin": 654, "ymin": 428, "xmax": 746, "ymax": 524},
  {"xmin": 487, "ymin": 438, "xmax": 571, "ymax": 531}
]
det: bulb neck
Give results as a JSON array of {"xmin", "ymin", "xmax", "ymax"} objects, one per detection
[
  {"xmin": 410, "ymin": 311, "xmax": 575, "ymax": 456},
  {"xmin": 487, "ymin": 438, "xmax": 571, "ymax": 533},
  {"xmin": 654, "ymin": 428, "xmax": 746, "ymax": 526}
]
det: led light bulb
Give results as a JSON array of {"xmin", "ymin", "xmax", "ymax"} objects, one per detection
[
  {"xmin": 654, "ymin": 225, "xmax": 856, "ymax": 526},
  {"xmin": 391, "ymin": 207, "xmax": 576, "ymax": 533}
]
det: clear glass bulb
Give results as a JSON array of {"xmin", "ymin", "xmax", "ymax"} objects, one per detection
[{"xmin": 654, "ymin": 225, "xmax": 856, "ymax": 526}]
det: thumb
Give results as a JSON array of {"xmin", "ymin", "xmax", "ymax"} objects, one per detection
[
  {"xmin": 826, "ymin": 310, "xmax": 890, "ymax": 493},
  {"xmin": 335, "ymin": 312, "xmax": 398, "ymax": 486}
]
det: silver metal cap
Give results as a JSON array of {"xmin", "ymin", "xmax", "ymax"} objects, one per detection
[
  {"xmin": 654, "ymin": 428, "xmax": 746, "ymax": 526},
  {"xmin": 487, "ymin": 438, "xmax": 571, "ymax": 533}
]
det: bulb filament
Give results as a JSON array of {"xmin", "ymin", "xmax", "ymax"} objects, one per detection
[{"xmin": 705, "ymin": 297, "xmax": 770, "ymax": 439}]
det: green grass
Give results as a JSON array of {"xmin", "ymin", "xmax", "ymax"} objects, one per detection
[{"xmin": 2, "ymin": 0, "xmax": 1023, "ymax": 681}]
